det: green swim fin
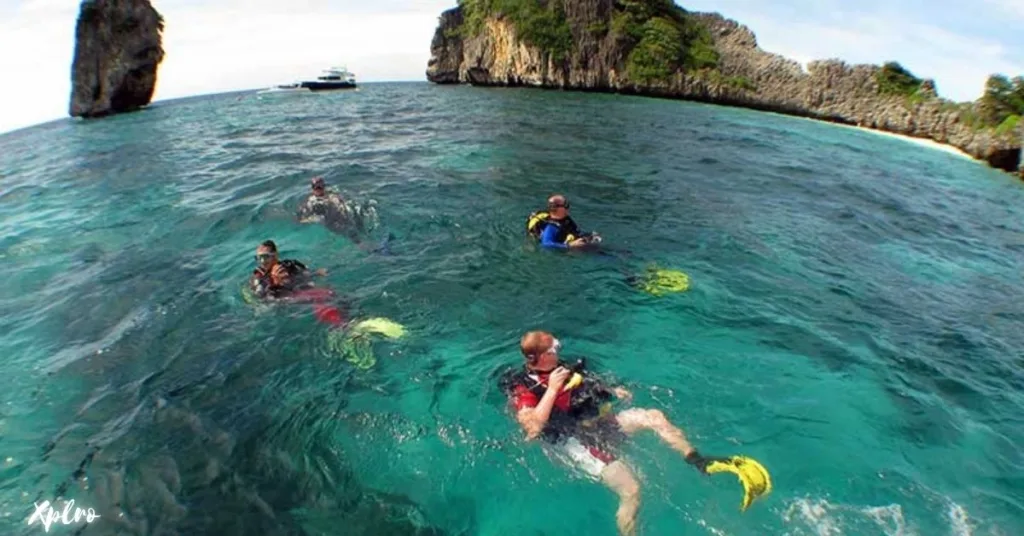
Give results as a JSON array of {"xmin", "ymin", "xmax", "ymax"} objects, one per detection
[
  {"xmin": 326, "ymin": 329, "xmax": 377, "ymax": 370},
  {"xmin": 631, "ymin": 265, "xmax": 691, "ymax": 296},
  {"xmin": 324, "ymin": 317, "xmax": 406, "ymax": 370}
]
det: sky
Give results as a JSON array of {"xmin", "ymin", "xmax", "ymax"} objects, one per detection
[{"xmin": 0, "ymin": 0, "xmax": 1021, "ymax": 134}]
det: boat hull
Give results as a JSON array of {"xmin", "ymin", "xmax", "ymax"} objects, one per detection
[
  {"xmin": 257, "ymin": 87, "xmax": 311, "ymax": 95},
  {"xmin": 300, "ymin": 81, "xmax": 357, "ymax": 91}
]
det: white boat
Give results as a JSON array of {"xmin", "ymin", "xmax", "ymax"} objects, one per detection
[{"xmin": 299, "ymin": 66, "xmax": 357, "ymax": 91}]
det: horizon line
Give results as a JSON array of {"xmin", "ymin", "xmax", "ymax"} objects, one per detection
[{"xmin": 0, "ymin": 79, "xmax": 433, "ymax": 136}]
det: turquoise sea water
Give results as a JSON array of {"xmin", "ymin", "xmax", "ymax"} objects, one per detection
[{"xmin": 1, "ymin": 82, "xmax": 1022, "ymax": 535}]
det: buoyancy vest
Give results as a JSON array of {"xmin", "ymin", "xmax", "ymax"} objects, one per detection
[
  {"xmin": 251, "ymin": 259, "xmax": 308, "ymax": 298},
  {"xmin": 525, "ymin": 211, "xmax": 582, "ymax": 244},
  {"xmin": 498, "ymin": 364, "xmax": 613, "ymax": 421}
]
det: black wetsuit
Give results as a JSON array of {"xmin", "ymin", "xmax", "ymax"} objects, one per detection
[
  {"xmin": 250, "ymin": 259, "xmax": 311, "ymax": 299},
  {"xmin": 501, "ymin": 363, "xmax": 626, "ymax": 460}
]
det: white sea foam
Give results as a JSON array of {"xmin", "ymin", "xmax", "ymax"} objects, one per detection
[
  {"xmin": 783, "ymin": 498, "xmax": 844, "ymax": 536},
  {"xmin": 948, "ymin": 501, "xmax": 973, "ymax": 536},
  {"xmin": 783, "ymin": 497, "xmax": 983, "ymax": 536},
  {"xmin": 863, "ymin": 504, "xmax": 912, "ymax": 536}
]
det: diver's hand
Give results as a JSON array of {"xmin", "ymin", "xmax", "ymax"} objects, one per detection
[
  {"xmin": 315, "ymin": 268, "xmax": 328, "ymax": 277},
  {"xmin": 271, "ymin": 264, "xmax": 290, "ymax": 285},
  {"xmin": 547, "ymin": 367, "xmax": 571, "ymax": 392},
  {"xmin": 568, "ymin": 238, "xmax": 589, "ymax": 248},
  {"xmin": 612, "ymin": 386, "xmax": 632, "ymax": 402}
]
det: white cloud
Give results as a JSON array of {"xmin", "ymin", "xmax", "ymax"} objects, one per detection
[{"xmin": 984, "ymin": 0, "xmax": 1024, "ymax": 20}]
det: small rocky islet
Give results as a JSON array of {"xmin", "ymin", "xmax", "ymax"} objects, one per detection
[{"xmin": 69, "ymin": 0, "xmax": 164, "ymax": 119}]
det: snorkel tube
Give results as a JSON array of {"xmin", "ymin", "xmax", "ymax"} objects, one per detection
[{"xmin": 562, "ymin": 358, "xmax": 586, "ymax": 391}]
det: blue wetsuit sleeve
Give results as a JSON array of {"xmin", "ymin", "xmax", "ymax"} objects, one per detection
[{"xmin": 540, "ymin": 224, "xmax": 568, "ymax": 249}]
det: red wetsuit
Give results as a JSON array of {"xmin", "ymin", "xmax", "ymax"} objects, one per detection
[{"xmin": 509, "ymin": 369, "xmax": 618, "ymax": 465}]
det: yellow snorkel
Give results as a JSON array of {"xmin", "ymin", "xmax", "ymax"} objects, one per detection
[
  {"xmin": 687, "ymin": 451, "xmax": 772, "ymax": 511},
  {"xmin": 562, "ymin": 359, "xmax": 586, "ymax": 392}
]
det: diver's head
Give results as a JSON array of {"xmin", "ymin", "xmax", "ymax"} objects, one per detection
[
  {"xmin": 255, "ymin": 240, "xmax": 278, "ymax": 269},
  {"xmin": 520, "ymin": 330, "xmax": 562, "ymax": 372},
  {"xmin": 547, "ymin": 194, "xmax": 570, "ymax": 220},
  {"xmin": 311, "ymin": 176, "xmax": 326, "ymax": 197}
]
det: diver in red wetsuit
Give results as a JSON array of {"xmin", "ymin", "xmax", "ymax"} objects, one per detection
[
  {"xmin": 249, "ymin": 240, "xmax": 346, "ymax": 326},
  {"xmin": 501, "ymin": 331, "xmax": 758, "ymax": 536}
]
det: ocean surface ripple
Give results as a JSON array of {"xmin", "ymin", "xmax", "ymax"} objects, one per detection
[{"xmin": 0, "ymin": 83, "xmax": 1022, "ymax": 536}]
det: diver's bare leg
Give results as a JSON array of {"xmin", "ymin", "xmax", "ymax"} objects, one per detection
[
  {"xmin": 616, "ymin": 408, "xmax": 696, "ymax": 458},
  {"xmin": 601, "ymin": 460, "xmax": 640, "ymax": 536}
]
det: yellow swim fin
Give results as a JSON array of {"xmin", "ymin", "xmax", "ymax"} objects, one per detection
[
  {"xmin": 349, "ymin": 317, "xmax": 406, "ymax": 339},
  {"xmin": 633, "ymin": 265, "xmax": 691, "ymax": 296},
  {"xmin": 704, "ymin": 456, "xmax": 773, "ymax": 511}
]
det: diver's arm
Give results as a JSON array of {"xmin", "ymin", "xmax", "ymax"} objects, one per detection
[
  {"xmin": 516, "ymin": 367, "xmax": 570, "ymax": 440},
  {"xmin": 250, "ymin": 274, "xmax": 269, "ymax": 299},
  {"xmin": 517, "ymin": 387, "xmax": 561, "ymax": 440},
  {"xmin": 540, "ymin": 225, "xmax": 568, "ymax": 249},
  {"xmin": 297, "ymin": 198, "xmax": 312, "ymax": 221}
]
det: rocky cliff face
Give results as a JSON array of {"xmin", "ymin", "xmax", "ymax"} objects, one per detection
[
  {"xmin": 69, "ymin": 0, "xmax": 165, "ymax": 119},
  {"xmin": 427, "ymin": 2, "xmax": 1022, "ymax": 176}
]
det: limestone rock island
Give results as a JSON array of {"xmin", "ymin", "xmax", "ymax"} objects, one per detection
[
  {"xmin": 69, "ymin": 0, "xmax": 165, "ymax": 119},
  {"xmin": 427, "ymin": 0, "xmax": 1023, "ymax": 176}
]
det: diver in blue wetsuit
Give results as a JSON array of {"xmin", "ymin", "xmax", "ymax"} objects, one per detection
[{"xmin": 526, "ymin": 194, "xmax": 602, "ymax": 250}]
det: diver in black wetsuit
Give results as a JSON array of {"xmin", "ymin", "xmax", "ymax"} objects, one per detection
[
  {"xmin": 296, "ymin": 176, "xmax": 380, "ymax": 243},
  {"xmin": 498, "ymin": 330, "xmax": 772, "ymax": 536},
  {"xmin": 525, "ymin": 194, "xmax": 602, "ymax": 250},
  {"xmin": 249, "ymin": 240, "xmax": 326, "ymax": 300}
]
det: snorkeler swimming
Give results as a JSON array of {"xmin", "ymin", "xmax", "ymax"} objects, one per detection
[
  {"xmin": 526, "ymin": 194, "xmax": 602, "ymax": 250},
  {"xmin": 246, "ymin": 239, "xmax": 407, "ymax": 369},
  {"xmin": 248, "ymin": 239, "xmax": 349, "ymax": 326},
  {"xmin": 297, "ymin": 176, "xmax": 380, "ymax": 244},
  {"xmin": 249, "ymin": 239, "xmax": 328, "ymax": 300},
  {"xmin": 500, "ymin": 331, "xmax": 771, "ymax": 536},
  {"xmin": 524, "ymin": 195, "xmax": 691, "ymax": 296}
]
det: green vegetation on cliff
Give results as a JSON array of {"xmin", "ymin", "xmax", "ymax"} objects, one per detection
[
  {"xmin": 455, "ymin": 0, "xmax": 718, "ymax": 83},
  {"xmin": 457, "ymin": 0, "xmax": 573, "ymax": 61},
  {"xmin": 610, "ymin": 0, "xmax": 717, "ymax": 83},
  {"xmin": 878, "ymin": 62, "xmax": 1023, "ymax": 135},
  {"xmin": 980, "ymin": 74, "xmax": 1024, "ymax": 132},
  {"xmin": 698, "ymin": 69, "xmax": 756, "ymax": 91},
  {"xmin": 876, "ymin": 62, "xmax": 924, "ymax": 96}
]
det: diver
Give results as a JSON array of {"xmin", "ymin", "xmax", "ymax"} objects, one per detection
[
  {"xmin": 500, "ymin": 330, "xmax": 771, "ymax": 536},
  {"xmin": 526, "ymin": 194, "xmax": 602, "ymax": 250},
  {"xmin": 296, "ymin": 176, "xmax": 380, "ymax": 243},
  {"xmin": 249, "ymin": 239, "xmax": 328, "ymax": 301}
]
